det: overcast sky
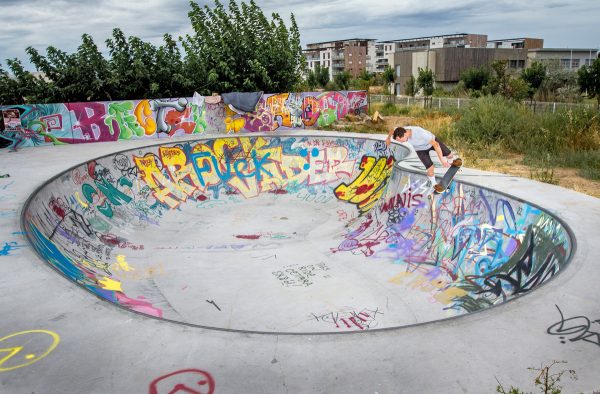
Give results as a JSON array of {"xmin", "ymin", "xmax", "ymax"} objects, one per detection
[{"xmin": 1, "ymin": 0, "xmax": 599, "ymax": 70}]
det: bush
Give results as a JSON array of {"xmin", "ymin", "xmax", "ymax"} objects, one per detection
[
  {"xmin": 379, "ymin": 102, "xmax": 399, "ymax": 116},
  {"xmin": 452, "ymin": 95, "xmax": 533, "ymax": 151}
]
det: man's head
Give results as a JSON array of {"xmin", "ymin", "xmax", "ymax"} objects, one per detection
[{"xmin": 393, "ymin": 127, "xmax": 409, "ymax": 142}]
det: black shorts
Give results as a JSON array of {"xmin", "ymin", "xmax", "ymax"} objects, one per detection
[{"xmin": 416, "ymin": 137, "xmax": 451, "ymax": 169}]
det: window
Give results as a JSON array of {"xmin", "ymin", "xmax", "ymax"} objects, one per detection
[
  {"xmin": 585, "ymin": 58, "xmax": 595, "ymax": 66},
  {"xmin": 395, "ymin": 65, "xmax": 401, "ymax": 76},
  {"xmin": 349, "ymin": 60, "xmax": 353, "ymax": 65},
  {"xmin": 561, "ymin": 58, "xmax": 580, "ymax": 69},
  {"xmin": 509, "ymin": 60, "xmax": 525, "ymax": 68},
  {"xmin": 349, "ymin": 52, "xmax": 353, "ymax": 57}
]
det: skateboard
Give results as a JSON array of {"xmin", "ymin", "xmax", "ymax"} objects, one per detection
[{"xmin": 433, "ymin": 158, "xmax": 463, "ymax": 194}]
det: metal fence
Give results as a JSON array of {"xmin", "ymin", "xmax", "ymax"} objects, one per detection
[{"xmin": 369, "ymin": 94, "xmax": 596, "ymax": 113}]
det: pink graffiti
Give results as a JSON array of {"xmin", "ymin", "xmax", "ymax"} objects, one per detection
[{"xmin": 70, "ymin": 102, "xmax": 117, "ymax": 143}]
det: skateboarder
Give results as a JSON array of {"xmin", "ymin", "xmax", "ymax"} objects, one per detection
[{"xmin": 385, "ymin": 126, "xmax": 454, "ymax": 187}]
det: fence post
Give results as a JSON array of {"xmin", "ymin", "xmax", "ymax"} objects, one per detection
[
  {"xmin": 552, "ymin": 102, "xmax": 556, "ymax": 113},
  {"xmin": 407, "ymin": 97, "xmax": 410, "ymax": 106},
  {"xmin": 458, "ymin": 98, "xmax": 460, "ymax": 109},
  {"xmin": 439, "ymin": 98, "xmax": 441, "ymax": 109}
]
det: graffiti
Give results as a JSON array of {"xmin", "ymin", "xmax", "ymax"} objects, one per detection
[
  {"xmin": 335, "ymin": 155, "xmax": 394, "ymax": 214},
  {"xmin": 311, "ymin": 307, "xmax": 383, "ymax": 331},
  {"xmin": 21, "ymin": 135, "xmax": 572, "ymax": 329},
  {"xmin": 453, "ymin": 224, "xmax": 565, "ymax": 311},
  {"xmin": 71, "ymin": 102, "xmax": 114, "ymax": 142},
  {"xmin": 27, "ymin": 221, "xmax": 163, "ymax": 318},
  {"xmin": 149, "ymin": 369, "xmax": 215, "ymax": 394},
  {"xmin": 151, "ymin": 98, "xmax": 188, "ymax": 135},
  {"xmin": 2, "ymin": 91, "xmax": 368, "ymax": 150},
  {"xmin": 272, "ymin": 263, "xmax": 331, "ymax": 287},
  {"xmin": 132, "ymin": 138, "xmax": 354, "ymax": 205},
  {"xmin": 388, "ymin": 267, "xmax": 468, "ymax": 305},
  {"xmin": 105, "ymin": 101, "xmax": 145, "ymax": 140},
  {"xmin": 547, "ymin": 305, "xmax": 600, "ymax": 347},
  {"xmin": 0, "ymin": 330, "xmax": 60, "ymax": 372},
  {"xmin": 0, "ymin": 241, "xmax": 26, "ymax": 256},
  {"xmin": 0, "ymin": 174, "xmax": 9, "ymax": 178},
  {"xmin": 334, "ymin": 170, "xmax": 570, "ymax": 314}
]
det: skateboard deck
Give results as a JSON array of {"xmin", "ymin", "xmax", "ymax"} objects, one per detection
[{"xmin": 433, "ymin": 158, "xmax": 462, "ymax": 194}]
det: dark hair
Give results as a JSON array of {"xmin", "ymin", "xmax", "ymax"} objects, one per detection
[{"xmin": 393, "ymin": 127, "xmax": 407, "ymax": 139}]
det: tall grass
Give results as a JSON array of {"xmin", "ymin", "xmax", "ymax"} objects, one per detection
[{"xmin": 452, "ymin": 95, "xmax": 600, "ymax": 180}]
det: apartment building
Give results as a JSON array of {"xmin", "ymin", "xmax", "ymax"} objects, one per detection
[
  {"xmin": 381, "ymin": 33, "xmax": 488, "ymax": 71},
  {"xmin": 303, "ymin": 39, "xmax": 375, "ymax": 79},
  {"xmin": 487, "ymin": 37, "xmax": 544, "ymax": 49},
  {"xmin": 527, "ymin": 48, "xmax": 599, "ymax": 70},
  {"xmin": 393, "ymin": 47, "xmax": 529, "ymax": 95}
]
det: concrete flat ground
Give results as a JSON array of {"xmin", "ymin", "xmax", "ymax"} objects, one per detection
[{"xmin": 1, "ymin": 131, "xmax": 599, "ymax": 393}]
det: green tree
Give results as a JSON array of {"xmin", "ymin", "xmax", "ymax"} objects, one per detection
[
  {"xmin": 460, "ymin": 66, "xmax": 490, "ymax": 92},
  {"xmin": 404, "ymin": 75, "xmax": 416, "ymax": 96},
  {"xmin": 382, "ymin": 65, "xmax": 395, "ymax": 94},
  {"xmin": 152, "ymin": 34, "xmax": 187, "ymax": 97},
  {"xmin": 488, "ymin": 60, "xmax": 510, "ymax": 97},
  {"xmin": 417, "ymin": 67, "xmax": 434, "ymax": 106},
  {"xmin": 578, "ymin": 57, "xmax": 600, "ymax": 109},
  {"xmin": 2, "ymin": 1, "xmax": 306, "ymax": 104},
  {"xmin": 521, "ymin": 61, "xmax": 547, "ymax": 103},
  {"xmin": 334, "ymin": 71, "xmax": 351, "ymax": 90},
  {"xmin": 27, "ymin": 33, "xmax": 112, "ymax": 102},
  {"xmin": 539, "ymin": 60, "xmax": 579, "ymax": 102},
  {"xmin": 0, "ymin": 59, "xmax": 49, "ymax": 104},
  {"xmin": 182, "ymin": 0, "xmax": 304, "ymax": 94}
]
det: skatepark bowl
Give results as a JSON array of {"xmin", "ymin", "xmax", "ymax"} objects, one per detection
[{"xmin": 22, "ymin": 133, "xmax": 574, "ymax": 334}]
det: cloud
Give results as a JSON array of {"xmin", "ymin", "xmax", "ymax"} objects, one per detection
[{"xmin": 0, "ymin": 0, "xmax": 598, "ymax": 70}]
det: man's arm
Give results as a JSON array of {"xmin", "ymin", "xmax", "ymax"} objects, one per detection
[
  {"xmin": 429, "ymin": 139, "xmax": 450, "ymax": 167},
  {"xmin": 385, "ymin": 129, "xmax": 394, "ymax": 146}
]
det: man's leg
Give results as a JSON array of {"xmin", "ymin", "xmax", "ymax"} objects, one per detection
[
  {"xmin": 416, "ymin": 149, "xmax": 436, "ymax": 186},
  {"xmin": 435, "ymin": 137, "xmax": 453, "ymax": 160}
]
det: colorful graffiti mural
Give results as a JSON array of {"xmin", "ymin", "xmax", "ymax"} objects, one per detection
[
  {"xmin": 0, "ymin": 91, "xmax": 368, "ymax": 149},
  {"xmin": 22, "ymin": 135, "xmax": 572, "ymax": 332}
]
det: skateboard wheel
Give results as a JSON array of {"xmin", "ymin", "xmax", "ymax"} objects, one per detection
[
  {"xmin": 452, "ymin": 158, "xmax": 463, "ymax": 167},
  {"xmin": 434, "ymin": 184, "xmax": 445, "ymax": 193}
]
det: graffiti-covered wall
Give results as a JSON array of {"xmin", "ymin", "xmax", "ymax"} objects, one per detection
[
  {"xmin": 0, "ymin": 91, "xmax": 368, "ymax": 149},
  {"xmin": 22, "ymin": 134, "xmax": 572, "ymax": 333}
]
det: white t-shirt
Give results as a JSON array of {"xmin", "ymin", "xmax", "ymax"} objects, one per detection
[{"xmin": 406, "ymin": 126, "xmax": 434, "ymax": 151}]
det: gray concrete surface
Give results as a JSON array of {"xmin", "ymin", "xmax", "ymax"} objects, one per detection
[{"xmin": 1, "ymin": 131, "xmax": 599, "ymax": 393}]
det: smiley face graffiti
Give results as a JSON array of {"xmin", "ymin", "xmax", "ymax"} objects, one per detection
[{"xmin": 0, "ymin": 330, "xmax": 60, "ymax": 372}]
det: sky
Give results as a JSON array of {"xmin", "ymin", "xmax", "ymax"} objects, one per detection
[{"xmin": 0, "ymin": 0, "xmax": 599, "ymax": 70}]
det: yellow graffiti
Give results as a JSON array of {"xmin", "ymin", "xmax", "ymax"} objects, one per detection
[
  {"xmin": 134, "ymin": 99, "xmax": 157, "ymax": 135},
  {"xmin": 133, "ymin": 137, "xmax": 350, "ymax": 203},
  {"xmin": 266, "ymin": 93, "xmax": 291, "ymax": 128},
  {"xmin": 123, "ymin": 263, "xmax": 166, "ymax": 280},
  {"xmin": 224, "ymin": 106, "xmax": 246, "ymax": 133},
  {"xmin": 113, "ymin": 255, "xmax": 135, "ymax": 272},
  {"xmin": 74, "ymin": 192, "xmax": 88, "ymax": 208},
  {"xmin": 334, "ymin": 156, "xmax": 394, "ymax": 214},
  {"xmin": 81, "ymin": 258, "xmax": 111, "ymax": 274},
  {"xmin": 98, "ymin": 277, "xmax": 123, "ymax": 292},
  {"xmin": 134, "ymin": 154, "xmax": 189, "ymax": 208},
  {"xmin": 388, "ymin": 271, "xmax": 468, "ymax": 305},
  {"xmin": 159, "ymin": 147, "xmax": 201, "ymax": 197},
  {"xmin": 0, "ymin": 330, "xmax": 60, "ymax": 372}
]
